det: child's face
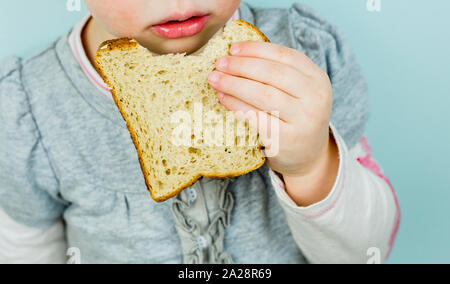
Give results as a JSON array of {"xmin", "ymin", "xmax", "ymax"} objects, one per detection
[{"xmin": 85, "ymin": 0, "xmax": 241, "ymax": 54}]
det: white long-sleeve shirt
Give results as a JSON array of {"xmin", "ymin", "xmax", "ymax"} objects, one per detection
[
  {"xmin": 270, "ymin": 128, "xmax": 400, "ymax": 263},
  {"xmin": 0, "ymin": 12, "xmax": 400, "ymax": 264}
]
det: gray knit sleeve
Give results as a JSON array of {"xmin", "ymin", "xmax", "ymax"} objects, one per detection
[{"xmin": 0, "ymin": 56, "xmax": 67, "ymax": 228}]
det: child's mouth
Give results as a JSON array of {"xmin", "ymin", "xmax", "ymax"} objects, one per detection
[{"xmin": 151, "ymin": 15, "xmax": 210, "ymax": 39}]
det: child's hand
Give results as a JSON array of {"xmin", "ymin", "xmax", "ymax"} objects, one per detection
[{"xmin": 208, "ymin": 42, "xmax": 339, "ymax": 206}]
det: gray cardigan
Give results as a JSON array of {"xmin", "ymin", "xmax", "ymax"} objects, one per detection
[{"xmin": 0, "ymin": 3, "xmax": 369, "ymax": 263}]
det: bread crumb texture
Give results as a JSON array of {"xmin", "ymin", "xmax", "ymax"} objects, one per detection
[{"xmin": 95, "ymin": 21, "xmax": 268, "ymax": 202}]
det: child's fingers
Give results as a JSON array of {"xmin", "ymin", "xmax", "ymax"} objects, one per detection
[
  {"xmin": 215, "ymin": 56, "xmax": 307, "ymax": 98},
  {"xmin": 230, "ymin": 42, "xmax": 323, "ymax": 77},
  {"xmin": 216, "ymin": 91, "xmax": 287, "ymax": 146},
  {"xmin": 208, "ymin": 71, "xmax": 296, "ymax": 123}
]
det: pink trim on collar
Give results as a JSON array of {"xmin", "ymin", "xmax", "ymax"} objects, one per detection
[{"xmin": 68, "ymin": 14, "xmax": 112, "ymax": 97}]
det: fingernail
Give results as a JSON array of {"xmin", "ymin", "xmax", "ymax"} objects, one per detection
[
  {"xmin": 208, "ymin": 71, "xmax": 220, "ymax": 84},
  {"xmin": 216, "ymin": 58, "xmax": 227, "ymax": 70},
  {"xmin": 217, "ymin": 92, "xmax": 225, "ymax": 100},
  {"xmin": 230, "ymin": 45, "xmax": 240, "ymax": 55}
]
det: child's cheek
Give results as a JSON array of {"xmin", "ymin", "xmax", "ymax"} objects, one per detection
[
  {"xmin": 85, "ymin": 0, "xmax": 145, "ymax": 37},
  {"xmin": 214, "ymin": 0, "xmax": 241, "ymax": 12}
]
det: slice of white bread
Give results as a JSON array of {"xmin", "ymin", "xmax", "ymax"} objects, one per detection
[{"xmin": 95, "ymin": 20, "xmax": 268, "ymax": 202}]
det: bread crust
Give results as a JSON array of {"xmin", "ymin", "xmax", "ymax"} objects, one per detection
[
  {"xmin": 95, "ymin": 21, "xmax": 269, "ymax": 203},
  {"xmin": 234, "ymin": 20, "xmax": 270, "ymax": 43}
]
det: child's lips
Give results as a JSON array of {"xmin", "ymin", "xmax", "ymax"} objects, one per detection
[{"xmin": 151, "ymin": 15, "xmax": 210, "ymax": 39}]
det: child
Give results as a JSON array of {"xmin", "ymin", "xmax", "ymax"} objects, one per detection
[{"xmin": 0, "ymin": 0, "xmax": 400, "ymax": 264}]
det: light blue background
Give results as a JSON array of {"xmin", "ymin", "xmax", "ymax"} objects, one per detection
[{"xmin": 0, "ymin": 0, "xmax": 449, "ymax": 264}]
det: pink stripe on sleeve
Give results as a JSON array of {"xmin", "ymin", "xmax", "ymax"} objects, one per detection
[{"xmin": 356, "ymin": 137, "xmax": 401, "ymax": 260}]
